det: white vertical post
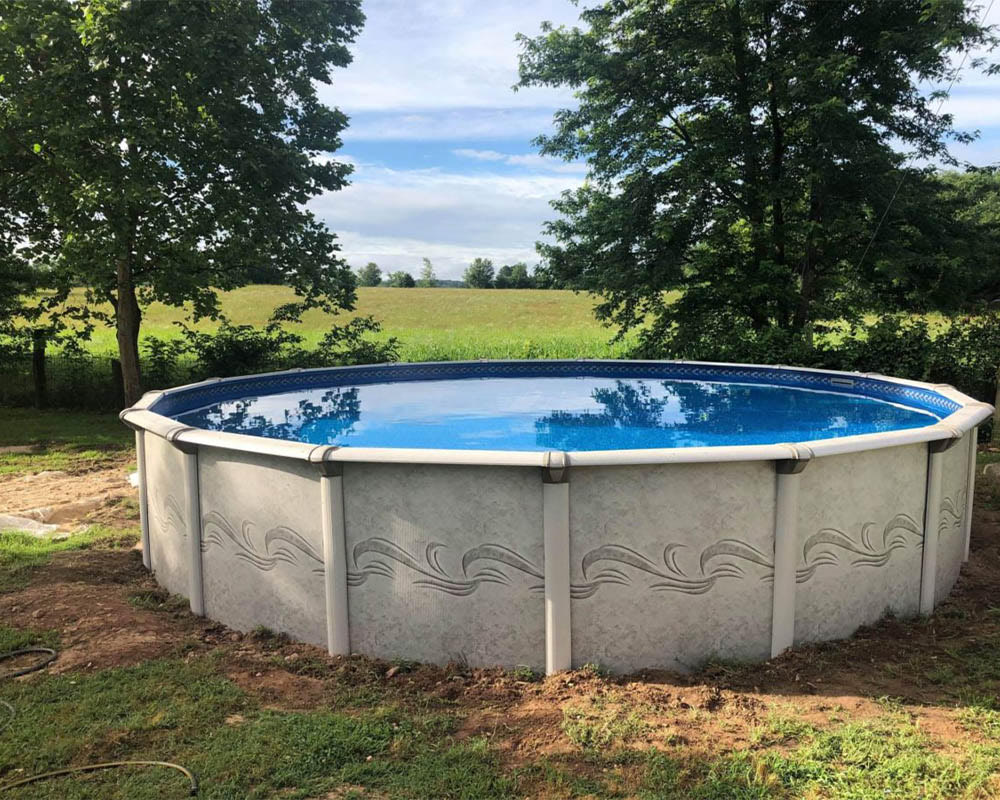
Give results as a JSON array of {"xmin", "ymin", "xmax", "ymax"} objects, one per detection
[
  {"xmin": 181, "ymin": 448, "xmax": 205, "ymax": 616},
  {"xmin": 134, "ymin": 429, "xmax": 151, "ymax": 571},
  {"xmin": 771, "ymin": 459, "xmax": 806, "ymax": 658},
  {"xmin": 320, "ymin": 463, "xmax": 350, "ymax": 656},
  {"xmin": 920, "ymin": 441, "xmax": 949, "ymax": 615},
  {"xmin": 963, "ymin": 427, "xmax": 977, "ymax": 562},
  {"xmin": 543, "ymin": 452, "xmax": 571, "ymax": 675}
]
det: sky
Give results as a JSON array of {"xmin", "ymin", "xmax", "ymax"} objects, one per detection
[{"xmin": 312, "ymin": 0, "xmax": 1000, "ymax": 281}]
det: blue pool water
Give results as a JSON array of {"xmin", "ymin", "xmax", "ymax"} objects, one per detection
[{"xmin": 172, "ymin": 376, "xmax": 942, "ymax": 451}]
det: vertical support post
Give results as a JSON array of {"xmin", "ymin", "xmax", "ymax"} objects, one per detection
[
  {"xmin": 134, "ymin": 429, "xmax": 151, "ymax": 570},
  {"xmin": 31, "ymin": 329, "xmax": 46, "ymax": 409},
  {"xmin": 543, "ymin": 452, "xmax": 571, "ymax": 675},
  {"xmin": 920, "ymin": 440, "xmax": 952, "ymax": 615},
  {"xmin": 173, "ymin": 442, "xmax": 205, "ymax": 617},
  {"xmin": 771, "ymin": 455, "xmax": 809, "ymax": 658},
  {"xmin": 319, "ymin": 461, "xmax": 350, "ymax": 656},
  {"xmin": 963, "ymin": 427, "xmax": 977, "ymax": 562}
]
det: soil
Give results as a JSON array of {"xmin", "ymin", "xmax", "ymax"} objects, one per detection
[
  {"xmin": 0, "ymin": 455, "xmax": 137, "ymax": 530},
  {"xmin": 3, "ymin": 460, "xmax": 1000, "ymax": 774}
]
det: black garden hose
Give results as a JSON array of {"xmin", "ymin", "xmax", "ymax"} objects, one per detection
[
  {"xmin": 0, "ymin": 648, "xmax": 57, "ymax": 679},
  {"xmin": 0, "ymin": 647, "xmax": 198, "ymax": 796}
]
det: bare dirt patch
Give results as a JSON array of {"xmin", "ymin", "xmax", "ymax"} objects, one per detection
[
  {"xmin": 0, "ymin": 457, "xmax": 137, "ymax": 530},
  {"xmin": 0, "ymin": 549, "xmax": 210, "ymax": 672}
]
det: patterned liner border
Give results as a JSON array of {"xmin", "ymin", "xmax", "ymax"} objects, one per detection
[{"xmin": 149, "ymin": 360, "xmax": 961, "ymax": 419}]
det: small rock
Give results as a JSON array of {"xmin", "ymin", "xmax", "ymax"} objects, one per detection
[
  {"xmin": 21, "ymin": 470, "xmax": 67, "ymax": 482},
  {"xmin": 385, "ymin": 666, "xmax": 400, "ymax": 679},
  {"xmin": 31, "ymin": 609, "xmax": 44, "ymax": 619},
  {"xmin": 365, "ymin": 756, "xmax": 373, "ymax": 762},
  {"xmin": 283, "ymin": 653, "xmax": 299, "ymax": 663},
  {"xmin": 0, "ymin": 514, "xmax": 58, "ymax": 537},
  {"xmin": 985, "ymin": 463, "xmax": 1000, "ymax": 478},
  {"xmin": 229, "ymin": 632, "xmax": 243, "ymax": 642}
]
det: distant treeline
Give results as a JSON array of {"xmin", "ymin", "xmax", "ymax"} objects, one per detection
[{"xmin": 352, "ymin": 258, "xmax": 567, "ymax": 289}]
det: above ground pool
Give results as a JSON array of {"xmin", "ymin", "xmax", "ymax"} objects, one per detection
[{"xmin": 121, "ymin": 360, "xmax": 993, "ymax": 674}]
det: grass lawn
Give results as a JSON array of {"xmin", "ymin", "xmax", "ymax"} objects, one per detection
[
  {"xmin": 48, "ymin": 286, "xmax": 638, "ymax": 361},
  {"xmin": 3, "ymin": 409, "xmax": 1000, "ymax": 798},
  {"xmin": 0, "ymin": 408, "xmax": 133, "ymax": 475}
]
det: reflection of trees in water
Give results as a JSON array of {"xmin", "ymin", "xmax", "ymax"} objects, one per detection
[
  {"xmin": 535, "ymin": 379, "xmax": 920, "ymax": 450},
  {"xmin": 183, "ymin": 387, "xmax": 361, "ymax": 442},
  {"xmin": 536, "ymin": 380, "xmax": 673, "ymax": 450}
]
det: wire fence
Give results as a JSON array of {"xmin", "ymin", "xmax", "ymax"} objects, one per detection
[{"xmin": 0, "ymin": 351, "xmax": 206, "ymax": 411}]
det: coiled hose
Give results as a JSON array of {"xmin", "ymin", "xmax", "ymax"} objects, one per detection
[{"xmin": 0, "ymin": 647, "xmax": 198, "ymax": 796}]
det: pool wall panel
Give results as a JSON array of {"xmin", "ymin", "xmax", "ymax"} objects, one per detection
[
  {"xmin": 793, "ymin": 444, "xmax": 926, "ymax": 644},
  {"xmin": 144, "ymin": 433, "xmax": 191, "ymax": 598},
  {"xmin": 567, "ymin": 462, "xmax": 776, "ymax": 673},
  {"xmin": 197, "ymin": 449, "xmax": 326, "ymax": 646},
  {"xmin": 935, "ymin": 432, "xmax": 972, "ymax": 603},
  {"xmin": 342, "ymin": 463, "xmax": 546, "ymax": 669}
]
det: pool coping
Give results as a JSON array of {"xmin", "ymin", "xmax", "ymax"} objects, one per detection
[{"xmin": 119, "ymin": 359, "xmax": 995, "ymax": 467}]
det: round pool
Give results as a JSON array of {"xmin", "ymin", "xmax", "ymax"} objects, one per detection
[{"xmin": 121, "ymin": 360, "xmax": 992, "ymax": 674}]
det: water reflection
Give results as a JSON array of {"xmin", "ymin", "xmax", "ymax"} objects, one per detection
[
  {"xmin": 533, "ymin": 379, "xmax": 926, "ymax": 450},
  {"xmin": 173, "ymin": 377, "xmax": 938, "ymax": 452},
  {"xmin": 180, "ymin": 387, "xmax": 361, "ymax": 441}
]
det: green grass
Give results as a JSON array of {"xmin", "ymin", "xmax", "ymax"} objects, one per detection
[
  {"xmin": 43, "ymin": 286, "xmax": 636, "ymax": 361},
  {"xmin": 0, "ymin": 408, "xmax": 133, "ymax": 474},
  {"xmin": 0, "ymin": 527, "xmax": 138, "ymax": 593},
  {"xmin": 641, "ymin": 717, "xmax": 1000, "ymax": 799},
  {"xmin": 0, "ymin": 654, "xmax": 518, "ymax": 799}
]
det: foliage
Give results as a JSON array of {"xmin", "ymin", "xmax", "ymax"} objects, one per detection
[
  {"xmin": 463, "ymin": 258, "xmax": 496, "ymax": 288},
  {"xmin": 418, "ymin": 258, "xmax": 437, "ymax": 287},
  {"xmin": 0, "ymin": 0, "xmax": 364, "ymax": 403},
  {"xmin": 357, "ymin": 262, "xmax": 383, "ymax": 287},
  {"xmin": 387, "ymin": 271, "xmax": 416, "ymax": 288},
  {"xmin": 142, "ymin": 315, "xmax": 400, "ymax": 381},
  {"xmin": 517, "ymin": 0, "xmax": 998, "ymax": 357},
  {"xmin": 495, "ymin": 262, "xmax": 533, "ymax": 289}
]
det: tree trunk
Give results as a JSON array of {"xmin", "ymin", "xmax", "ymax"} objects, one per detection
[
  {"xmin": 116, "ymin": 258, "xmax": 143, "ymax": 407},
  {"xmin": 793, "ymin": 179, "xmax": 823, "ymax": 332}
]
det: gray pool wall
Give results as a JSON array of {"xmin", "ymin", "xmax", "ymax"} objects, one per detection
[{"xmin": 123, "ymin": 360, "xmax": 991, "ymax": 675}]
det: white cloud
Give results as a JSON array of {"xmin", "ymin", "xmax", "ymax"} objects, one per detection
[
  {"xmin": 312, "ymin": 163, "xmax": 583, "ymax": 278},
  {"xmin": 453, "ymin": 148, "xmax": 506, "ymax": 161},
  {"xmin": 319, "ymin": 0, "xmax": 585, "ymax": 115},
  {"xmin": 452, "ymin": 148, "xmax": 587, "ymax": 174}
]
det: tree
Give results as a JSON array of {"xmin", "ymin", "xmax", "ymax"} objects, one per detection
[
  {"xmin": 495, "ymin": 262, "xmax": 533, "ymax": 289},
  {"xmin": 463, "ymin": 258, "xmax": 495, "ymax": 288},
  {"xmin": 517, "ymin": 1, "xmax": 996, "ymax": 357},
  {"xmin": 418, "ymin": 257, "xmax": 437, "ymax": 287},
  {"xmin": 387, "ymin": 271, "xmax": 416, "ymax": 287},
  {"xmin": 0, "ymin": 0, "xmax": 364, "ymax": 404},
  {"xmin": 357, "ymin": 262, "xmax": 383, "ymax": 287}
]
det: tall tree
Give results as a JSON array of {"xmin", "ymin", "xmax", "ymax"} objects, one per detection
[
  {"xmin": 518, "ymin": 0, "xmax": 996, "ymax": 357},
  {"xmin": 463, "ymin": 258, "xmax": 495, "ymax": 288},
  {"xmin": 418, "ymin": 257, "xmax": 437, "ymax": 287},
  {"xmin": 357, "ymin": 262, "xmax": 383, "ymax": 287},
  {"xmin": 0, "ymin": 0, "xmax": 364, "ymax": 403},
  {"xmin": 386, "ymin": 270, "xmax": 416, "ymax": 287}
]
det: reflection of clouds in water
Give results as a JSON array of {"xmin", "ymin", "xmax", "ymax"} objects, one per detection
[{"xmin": 174, "ymin": 377, "xmax": 939, "ymax": 452}]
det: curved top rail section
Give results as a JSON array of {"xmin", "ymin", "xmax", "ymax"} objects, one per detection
[{"xmin": 120, "ymin": 359, "xmax": 994, "ymax": 467}]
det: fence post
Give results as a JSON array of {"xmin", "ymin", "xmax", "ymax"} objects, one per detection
[
  {"xmin": 110, "ymin": 358, "xmax": 125, "ymax": 409},
  {"xmin": 31, "ymin": 330, "xmax": 47, "ymax": 409}
]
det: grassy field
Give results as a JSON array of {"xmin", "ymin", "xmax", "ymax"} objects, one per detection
[
  {"xmin": 57, "ymin": 286, "xmax": 637, "ymax": 361},
  {"xmin": 3, "ymin": 409, "xmax": 1000, "ymax": 797}
]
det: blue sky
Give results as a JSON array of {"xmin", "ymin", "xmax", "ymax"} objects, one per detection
[{"xmin": 312, "ymin": 0, "xmax": 1000, "ymax": 281}]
